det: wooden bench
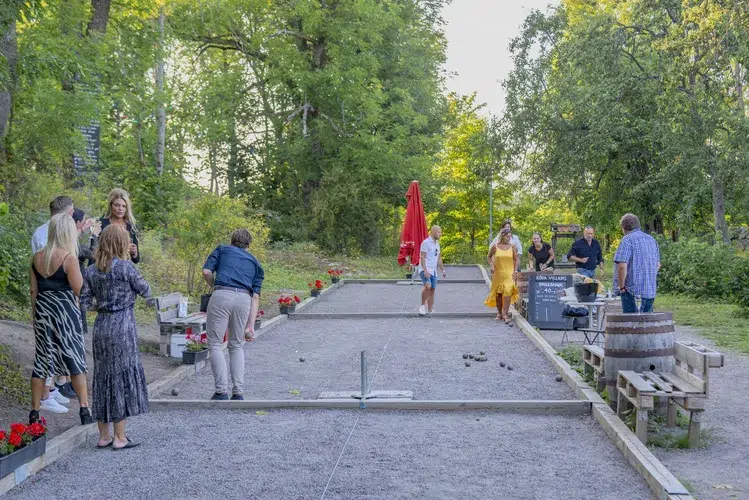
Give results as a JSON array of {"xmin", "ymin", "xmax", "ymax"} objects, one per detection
[
  {"xmin": 155, "ymin": 293, "xmax": 208, "ymax": 356},
  {"xmin": 582, "ymin": 345, "xmax": 605, "ymax": 392},
  {"xmin": 615, "ymin": 341, "xmax": 724, "ymax": 447}
]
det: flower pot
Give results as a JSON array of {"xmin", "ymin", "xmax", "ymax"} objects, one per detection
[
  {"xmin": 0, "ymin": 435, "xmax": 46, "ymax": 480},
  {"xmin": 310, "ymin": 289, "xmax": 321, "ymax": 297},
  {"xmin": 405, "ymin": 273, "xmax": 413, "ymax": 279},
  {"xmin": 182, "ymin": 348, "xmax": 209, "ymax": 365},
  {"xmin": 331, "ymin": 277, "xmax": 340, "ymax": 284},
  {"xmin": 279, "ymin": 304, "xmax": 296, "ymax": 315},
  {"xmin": 254, "ymin": 320, "xmax": 262, "ymax": 331}
]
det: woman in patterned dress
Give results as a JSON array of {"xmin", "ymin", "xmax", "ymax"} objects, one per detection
[
  {"xmin": 81, "ymin": 225, "xmax": 151, "ymax": 450},
  {"xmin": 29, "ymin": 213, "xmax": 92, "ymax": 424}
]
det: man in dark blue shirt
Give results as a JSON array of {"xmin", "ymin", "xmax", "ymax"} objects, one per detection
[
  {"xmin": 201, "ymin": 229, "xmax": 264, "ymax": 401},
  {"xmin": 567, "ymin": 226, "xmax": 604, "ymax": 278}
]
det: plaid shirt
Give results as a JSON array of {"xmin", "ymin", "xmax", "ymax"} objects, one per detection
[{"xmin": 613, "ymin": 229, "xmax": 660, "ymax": 299}]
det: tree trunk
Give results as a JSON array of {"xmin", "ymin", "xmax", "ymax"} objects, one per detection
[
  {"xmin": 208, "ymin": 144, "xmax": 218, "ymax": 195},
  {"xmin": 736, "ymin": 62, "xmax": 745, "ymax": 114},
  {"xmin": 710, "ymin": 160, "xmax": 729, "ymax": 243},
  {"xmin": 228, "ymin": 126, "xmax": 238, "ymax": 198},
  {"xmin": 0, "ymin": 20, "xmax": 17, "ymax": 162},
  {"xmin": 87, "ymin": 0, "xmax": 112, "ymax": 36},
  {"xmin": 154, "ymin": 7, "xmax": 166, "ymax": 175}
]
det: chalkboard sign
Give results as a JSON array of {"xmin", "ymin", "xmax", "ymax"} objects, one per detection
[
  {"xmin": 73, "ymin": 123, "xmax": 101, "ymax": 179},
  {"xmin": 527, "ymin": 274, "xmax": 572, "ymax": 329}
]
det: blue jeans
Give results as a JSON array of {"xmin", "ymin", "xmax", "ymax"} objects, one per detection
[
  {"xmin": 420, "ymin": 271, "xmax": 438, "ymax": 289},
  {"xmin": 576, "ymin": 268, "xmax": 596, "ymax": 278},
  {"xmin": 621, "ymin": 292, "xmax": 655, "ymax": 313}
]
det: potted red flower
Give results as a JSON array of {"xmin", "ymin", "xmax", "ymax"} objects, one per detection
[
  {"xmin": 278, "ymin": 294, "xmax": 301, "ymax": 314},
  {"xmin": 308, "ymin": 279, "xmax": 325, "ymax": 297},
  {"xmin": 0, "ymin": 419, "xmax": 48, "ymax": 480},
  {"xmin": 327, "ymin": 269, "xmax": 343, "ymax": 284},
  {"xmin": 254, "ymin": 310, "xmax": 265, "ymax": 331},
  {"xmin": 183, "ymin": 331, "xmax": 209, "ymax": 364}
]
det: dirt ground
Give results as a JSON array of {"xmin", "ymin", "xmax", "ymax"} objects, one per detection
[{"xmin": 0, "ymin": 318, "xmax": 179, "ymax": 440}]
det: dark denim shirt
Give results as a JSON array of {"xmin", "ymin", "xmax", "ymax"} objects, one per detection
[
  {"xmin": 203, "ymin": 245, "xmax": 264, "ymax": 294},
  {"xmin": 567, "ymin": 238, "xmax": 603, "ymax": 270}
]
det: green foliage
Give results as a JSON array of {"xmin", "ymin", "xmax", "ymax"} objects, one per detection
[
  {"xmin": 166, "ymin": 194, "xmax": 268, "ymax": 293},
  {"xmin": 657, "ymin": 237, "xmax": 744, "ymax": 300},
  {"xmin": 731, "ymin": 265, "xmax": 749, "ymax": 315},
  {"xmin": 0, "ymin": 344, "xmax": 30, "ymax": 407}
]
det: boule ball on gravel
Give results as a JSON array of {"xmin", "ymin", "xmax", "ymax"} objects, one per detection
[
  {"xmin": 482, "ymin": 356, "xmax": 488, "ymax": 362},
  {"xmin": 555, "ymin": 375, "xmax": 563, "ymax": 382},
  {"xmin": 469, "ymin": 354, "xmax": 475, "ymax": 359},
  {"xmin": 465, "ymin": 361, "xmax": 471, "ymax": 367},
  {"xmin": 507, "ymin": 365, "xmax": 514, "ymax": 371},
  {"xmin": 479, "ymin": 350, "xmax": 485, "ymax": 355},
  {"xmin": 299, "ymin": 357, "xmax": 306, "ymax": 362},
  {"xmin": 462, "ymin": 353, "xmax": 469, "ymax": 359},
  {"xmin": 171, "ymin": 388, "xmax": 179, "ymax": 396},
  {"xmin": 500, "ymin": 361, "xmax": 506, "ymax": 368}
]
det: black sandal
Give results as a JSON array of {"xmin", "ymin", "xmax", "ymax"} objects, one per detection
[
  {"xmin": 97, "ymin": 439, "xmax": 113, "ymax": 449},
  {"xmin": 112, "ymin": 437, "xmax": 141, "ymax": 450}
]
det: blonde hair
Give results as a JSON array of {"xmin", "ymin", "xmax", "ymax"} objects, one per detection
[
  {"xmin": 95, "ymin": 225, "xmax": 130, "ymax": 272},
  {"xmin": 105, "ymin": 188, "xmax": 137, "ymax": 230},
  {"xmin": 42, "ymin": 214, "xmax": 78, "ymax": 275}
]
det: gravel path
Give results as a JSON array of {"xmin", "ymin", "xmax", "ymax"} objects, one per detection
[
  {"xmin": 158, "ymin": 317, "xmax": 574, "ymax": 401},
  {"xmin": 441, "ymin": 264, "xmax": 484, "ymax": 280},
  {"xmin": 5, "ymin": 410, "xmax": 653, "ymax": 500},
  {"xmin": 301, "ymin": 282, "xmax": 490, "ymax": 314}
]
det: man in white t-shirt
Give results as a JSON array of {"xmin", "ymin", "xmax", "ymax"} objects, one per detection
[{"xmin": 418, "ymin": 226, "xmax": 445, "ymax": 316}]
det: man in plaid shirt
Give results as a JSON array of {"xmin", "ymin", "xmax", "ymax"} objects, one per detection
[{"xmin": 614, "ymin": 213, "xmax": 661, "ymax": 313}]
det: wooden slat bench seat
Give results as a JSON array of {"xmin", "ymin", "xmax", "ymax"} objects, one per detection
[
  {"xmin": 614, "ymin": 340, "xmax": 724, "ymax": 447},
  {"xmin": 582, "ymin": 345, "xmax": 605, "ymax": 391}
]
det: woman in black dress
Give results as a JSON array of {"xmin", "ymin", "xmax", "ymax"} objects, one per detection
[
  {"xmin": 29, "ymin": 213, "xmax": 92, "ymax": 425},
  {"xmin": 527, "ymin": 232, "xmax": 555, "ymax": 271},
  {"xmin": 81, "ymin": 225, "xmax": 151, "ymax": 450},
  {"xmin": 97, "ymin": 188, "xmax": 140, "ymax": 263}
]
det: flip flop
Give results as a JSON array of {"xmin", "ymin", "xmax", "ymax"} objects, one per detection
[
  {"xmin": 112, "ymin": 437, "xmax": 141, "ymax": 450},
  {"xmin": 96, "ymin": 439, "xmax": 113, "ymax": 448}
]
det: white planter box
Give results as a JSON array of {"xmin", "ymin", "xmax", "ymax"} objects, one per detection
[{"xmin": 169, "ymin": 334, "xmax": 188, "ymax": 358}]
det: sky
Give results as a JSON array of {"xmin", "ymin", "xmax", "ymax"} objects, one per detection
[{"xmin": 442, "ymin": 0, "xmax": 559, "ymax": 117}]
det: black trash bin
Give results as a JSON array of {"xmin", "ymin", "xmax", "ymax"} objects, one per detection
[{"xmin": 574, "ymin": 283, "xmax": 599, "ymax": 303}]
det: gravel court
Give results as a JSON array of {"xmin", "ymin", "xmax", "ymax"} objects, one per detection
[
  {"xmin": 302, "ymin": 282, "xmax": 490, "ymax": 314},
  {"xmin": 5, "ymin": 410, "xmax": 653, "ymax": 500},
  {"xmin": 158, "ymin": 317, "xmax": 574, "ymax": 401},
  {"xmin": 440, "ymin": 264, "xmax": 484, "ymax": 280}
]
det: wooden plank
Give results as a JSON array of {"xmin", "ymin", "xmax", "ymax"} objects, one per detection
[
  {"xmin": 674, "ymin": 342, "xmax": 708, "ymax": 373},
  {"xmin": 662, "ymin": 368, "xmax": 705, "ymax": 394},
  {"xmin": 155, "ymin": 293, "xmax": 182, "ymax": 310},
  {"xmin": 158, "ymin": 308, "xmax": 179, "ymax": 323},
  {"xmin": 619, "ymin": 371, "xmax": 656, "ymax": 394},
  {"xmin": 584, "ymin": 345, "xmax": 604, "ymax": 359},
  {"xmin": 676, "ymin": 341, "xmax": 724, "ymax": 368},
  {"xmin": 642, "ymin": 372, "xmax": 674, "ymax": 393}
]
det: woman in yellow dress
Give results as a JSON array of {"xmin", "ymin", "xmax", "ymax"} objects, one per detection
[{"xmin": 485, "ymin": 228, "xmax": 519, "ymax": 323}]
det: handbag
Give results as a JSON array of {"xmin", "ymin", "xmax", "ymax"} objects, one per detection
[{"xmin": 200, "ymin": 294, "xmax": 212, "ymax": 313}]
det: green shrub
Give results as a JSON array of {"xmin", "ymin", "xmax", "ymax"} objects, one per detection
[
  {"xmin": 0, "ymin": 212, "xmax": 42, "ymax": 305},
  {"xmin": 657, "ymin": 237, "xmax": 744, "ymax": 299},
  {"xmin": 731, "ymin": 264, "xmax": 749, "ymax": 315}
]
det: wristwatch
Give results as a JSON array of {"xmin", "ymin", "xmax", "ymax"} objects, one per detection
[{"xmin": 619, "ymin": 287, "xmax": 627, "ymax": 293}]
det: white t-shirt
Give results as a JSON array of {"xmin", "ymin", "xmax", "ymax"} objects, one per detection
[
  {"xmin": 31, "ymin": 223, "xmax": 49, "ymax": 254},
  {"xmin": 419, "ymin": 237, "xmax": 441, "ymax": 274}
]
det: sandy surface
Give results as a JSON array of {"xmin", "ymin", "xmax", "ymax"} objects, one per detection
[{"xmin": 5, "ymin": 410, "xmax": 653, "ymax": 500}]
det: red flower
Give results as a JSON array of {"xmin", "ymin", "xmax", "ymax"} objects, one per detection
[
  {"xmin": 8, "ymin": 432, "xmax": 22, "ymax": 447},
  {"xmin": 258, "ymin": 310, "xmax": 265, "ymax": 317},
  {"xmin": 293, "ymin": 295, "xmax": 301, "ymax": 303},
  {"xmin": 10, "ymin": 423, "xmax": 26, "ymax": 434},
  {"xmin": 0, "ymin": 430, "xmax": 6, "ymax": 441},
  {"xmin": 40, "ymin": 417, "xmax": 47, "ymax": 426},
  {"xmin": 327, "ymin": 270, "xmax": 333, "ymax": 275},
  {"xmin": 26, "ymin": 423, "xmax": 45, "ymax": 438},
  {"xmin": 199, "ymin": 332, "xmax": 207, "ymax": 342}
]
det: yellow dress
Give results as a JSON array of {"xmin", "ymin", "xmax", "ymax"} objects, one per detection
[{"xmin": 484, "ymin": 246, "xmax": 519, "ymax": 307}]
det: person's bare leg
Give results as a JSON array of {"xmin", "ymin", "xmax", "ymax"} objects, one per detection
[
  {"xmin": 495, "ymin": 294, "xmax": 502, "ymax": 319},
  {"xmin": 112, "ymin": 420, "xmax": 128, "ymax": 448},
  {"xmin": 31, "ymin": 377, "xmax": 46, "ymax": 410},
  {"xmin": 69, "ymin": 373, "xmax": 89, "ymax": 407},
  {"xmin": 421, "ymin": 284, "xmax": 430, "ymax": 306},
  {"xmin": 97, "ymin": 421, "xmax": 112, "ymax": 446},
  {"xmin": 427, "ymin": 288, "xmax": 435, "ymax": 312},
  {"xmin": 503, "ymin": 297, "xmax": 512, "ymax": 321}
]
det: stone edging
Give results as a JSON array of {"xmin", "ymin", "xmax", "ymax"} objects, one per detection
[{"xmin": 0, "ymin": 280, "xmax": 344, "ymax": 495}]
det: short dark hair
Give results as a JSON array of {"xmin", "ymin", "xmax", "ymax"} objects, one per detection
[
  {"xmin": 72, "ymin": 208, "xmax": 85, "ymax": 224},
  {"xmin": 49, "ymin": 196, "xmax": 73, "ymax": 216},
  {"xmin": 620, "ymin": 213, "xmax": 641, "ymax": 232},
  {"xmin": 230, "ymin": 229, "xmax": 252, "ymax": 249}
]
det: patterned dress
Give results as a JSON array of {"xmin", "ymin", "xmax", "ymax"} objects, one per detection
[
  {"xmin": 81, "ymin": 258, "xmax": 151, "ymax": 423},
  {"xmin": 32, "ymin": 262, "xmax": 87, "ymax": 378}
]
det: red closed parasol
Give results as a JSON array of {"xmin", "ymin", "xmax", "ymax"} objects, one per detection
[{"xmin": 398, "ymin": 181, "xmax": 429, "ymax": 267}]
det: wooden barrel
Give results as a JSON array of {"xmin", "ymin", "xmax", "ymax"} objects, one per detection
[{"xmin": 604, "ymin": 313, "xmax": 675, "ymax": 403}]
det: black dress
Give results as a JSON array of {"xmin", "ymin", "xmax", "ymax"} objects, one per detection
[
  {"xmin": 81, "ymin": 258, "xmax": 151, "ymax": 423},
  {"xmin": 98, "ymin": 218, "xmax": 140, "ymax": 264},
  {"xmin": 528, "ymin": 242, "xmax": 554, "ymax": 271},
  {"xmin": 32, "ymin": 261, "xmax": 87, "ymax": 379}
]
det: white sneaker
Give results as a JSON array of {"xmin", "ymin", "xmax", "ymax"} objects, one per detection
[
  {"xmin": 40, "ymin": 396, "xmax": 69, "ymax": 414},
  {"xmin": 418, "ymin": 305, "xmax": 427, "ymax": 316},
  {"xmin": 50, "ymin": 388, "xmax": 70, "ymax": 405},
  {"xmin": 428, "ymin": 308, "xmax": 435, "ymax": 314}
]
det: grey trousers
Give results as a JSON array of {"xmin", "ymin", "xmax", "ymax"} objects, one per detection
[{"xmin": 206, "ymin": 289, "xmax": 252, "ymax": 395}]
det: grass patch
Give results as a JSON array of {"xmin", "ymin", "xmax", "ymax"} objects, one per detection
[
  {"xmin": 0, "ymin": 344, "xmax": 30, "ymax": 407},
  {"xmin": 657, "ymin": 294, "xmax": 749, "ymax": 353}
]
